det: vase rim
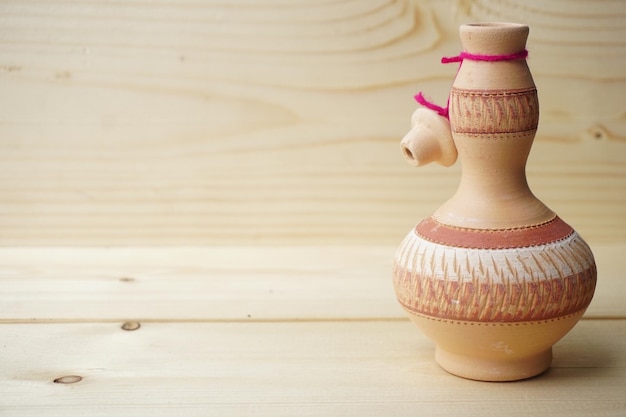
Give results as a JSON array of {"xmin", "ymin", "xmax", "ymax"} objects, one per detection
[
  {"xmin": 462, "ymin": 22, "xmax": 527, "ymax": 29},
  {"xmin": 458, "ymin": 22, "xmax": 529, "ymax": 55}
]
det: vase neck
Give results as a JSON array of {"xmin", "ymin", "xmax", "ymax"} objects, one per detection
[
  {"xmin": 433, "ymin": 133, "xmax": 555, "ymax": 229},
  {"xmin": 457, "ymin": 141, "xmax": 532, "ymax": 202},
  {"xmin": 431, "ymin": 23, "xmax": 553, "ymax": 228}
]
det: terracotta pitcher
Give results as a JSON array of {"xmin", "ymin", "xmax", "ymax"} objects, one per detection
[{"xmin": 393, "ymin": 23, "xmax": 597, "ymax": 381}]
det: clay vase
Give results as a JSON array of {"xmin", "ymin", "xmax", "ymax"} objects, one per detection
[{"xmin": 393, "ymin": 23, "xmax": 597, "ymax": 381}]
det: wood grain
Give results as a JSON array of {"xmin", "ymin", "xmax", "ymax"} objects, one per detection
[
  {"xmin": 0, "ymin": 0, "xmax": 624, "ymax": 245},
  {"xmin": 0, "ymin": 245, "xmax": 624, "ymax": 415},
  {"xmin": 1, "ymin": 320, "xmax": 625, "ymax": 417},
  {"xmin": 0, "ymin": 245, "xmax": 623, "ymax": 321}
]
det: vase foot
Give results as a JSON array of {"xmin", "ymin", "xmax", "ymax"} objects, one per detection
[{"xmin": 435, "ymin": 346, "xmax": 552, "ymax": 382}]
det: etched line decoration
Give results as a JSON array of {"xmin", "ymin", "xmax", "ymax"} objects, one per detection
[
  {"xmin": 392, "ymin": 228, "xmax": 597, "ymax": 322},
  {"xmin": 449, "ymin": 87, "xmax": 539, "ymax": 135}
]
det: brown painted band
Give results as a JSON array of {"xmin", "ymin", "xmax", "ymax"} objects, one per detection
[
  {"xmin": 416, "ymin": 216, "xmax": 574, "ymax": 249},
  {"xmin": 449, "ymin": 87, "xmax": 539, "ymax": 135}
]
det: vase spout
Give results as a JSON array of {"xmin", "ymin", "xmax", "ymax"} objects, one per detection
[{"xmin": 400, "ymin": 108, "xmax": 457, "ymax": 167}]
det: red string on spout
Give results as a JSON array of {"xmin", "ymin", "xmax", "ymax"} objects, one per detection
[{"xmin": 415, "ymin": 49, "xmax": 529, "ymax": 119}]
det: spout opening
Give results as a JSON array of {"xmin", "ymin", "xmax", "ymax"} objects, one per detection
[{"xmin": 402, "ymin": 145, "xmax": 418, "ymax": 166}]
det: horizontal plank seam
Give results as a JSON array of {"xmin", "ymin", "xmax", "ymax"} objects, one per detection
[{"xmin": 0, "ymin": 316, "xmax": 623, "ymax": 325}]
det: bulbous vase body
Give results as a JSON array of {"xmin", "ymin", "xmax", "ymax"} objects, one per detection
[{"xmin": 392, "ymin": 23, "xmax": 597, "ymax": 381}]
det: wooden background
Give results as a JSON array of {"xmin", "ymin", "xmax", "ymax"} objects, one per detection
[
  {"xmin": 1, "ymin": 2, "xmax": 625, "ymax": 414},
  {"xmin": 0, "ymin": 0, "xmax": 624, "ymax": 246}
]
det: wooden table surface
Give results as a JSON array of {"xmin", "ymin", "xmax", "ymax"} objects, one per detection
[
  {"xmin": 1, "ymin": 245, "xmax": 624, "ymax": 416},
  {"xmin": 1, "ymin": 1, "xmax": 624, "ymax": 415}
]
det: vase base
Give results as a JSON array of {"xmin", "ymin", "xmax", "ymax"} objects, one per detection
[{"xmin": 435, "ymin": 346, "xmax": 552, "ymax": 382}]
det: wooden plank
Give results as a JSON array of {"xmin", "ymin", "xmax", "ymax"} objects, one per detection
[
  {"xmin": 0, "ymin": 245, "xmax": 623, "ymax": 321},
  {"xmin": 0, "ymin": 0, "xmax": 624, "ymax": 245},
  {"xmin": 1, "ymin": 320, "xmax": 625, "ymax": 416},
  {"xmin": 0, "ymin": 246, "xmax": 401, "ymax": 321}
]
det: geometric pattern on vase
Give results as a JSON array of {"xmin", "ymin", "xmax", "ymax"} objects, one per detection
[
  {"xmin": 450, "ymin": 87, "xmax": 539, "ymax": 135},
  {"xmin": 393, "ymin": 217, "xmax": 597, "ymax": 323}
]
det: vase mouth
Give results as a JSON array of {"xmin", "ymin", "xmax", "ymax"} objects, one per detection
[
  {"xmin": 459, "ymin": 22, "xmax": 529, "ymax": 55},
  {"xmin": 463, "ymin": 22, "xmax": 527, "ymax": 29}
]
